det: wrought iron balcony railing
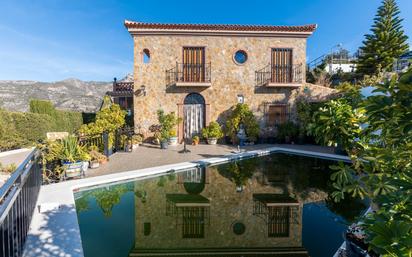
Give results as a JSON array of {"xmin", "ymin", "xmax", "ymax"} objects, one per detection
[
  {"xmin": 113, "ymin": 81, "xmax": 133, "ymax": 92},
  {"xmin": 166, "ymin": 62, "xmax": 211, "ymax": 86},
  {"xmin": 256, "ymin": 64, "xmax": 303, "ymax": 87}
]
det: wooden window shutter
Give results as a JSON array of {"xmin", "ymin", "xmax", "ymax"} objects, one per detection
[
  {"xmin": 267, "ymin": 105, "xmax": 288, "ymax": 126},
  {"xmin": 271, "ymin": 49, "xmax": 293, "ymax": 83},
  {"xmin": 183, "ymin": 47, "xmax": 205, "ymax": 82}
]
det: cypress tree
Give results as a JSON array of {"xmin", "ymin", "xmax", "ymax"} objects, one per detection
[{"xmin": 357, "ymin": 0, "xmax": 409, "ymax": 75}]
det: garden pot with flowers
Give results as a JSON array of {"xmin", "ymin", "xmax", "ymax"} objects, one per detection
[{"xmin": 202, "ymin": 121, "xmax": 224, "ymax": 145}]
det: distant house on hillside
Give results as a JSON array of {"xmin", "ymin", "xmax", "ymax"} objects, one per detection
[{"xmin": 394, "ymin": 51, "xmax": 412, "ymax": 73}]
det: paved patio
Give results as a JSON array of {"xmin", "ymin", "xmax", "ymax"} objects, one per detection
[{"xmin": 86, "ymin": 143, "xmax": 336, "ymax": 177}]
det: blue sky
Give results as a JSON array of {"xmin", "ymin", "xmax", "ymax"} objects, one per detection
[{"xmin": 0, "ymin": 0, "xmax": 411, "ymax": 82}]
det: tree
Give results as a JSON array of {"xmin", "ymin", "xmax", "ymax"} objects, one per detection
[
  {"xmin": 309, "ymin": 70, "xmax": 412, "ymax": 256},
  {"xmin": 357, "ymin": 0, "xmax": 409, "ymax": 76}
]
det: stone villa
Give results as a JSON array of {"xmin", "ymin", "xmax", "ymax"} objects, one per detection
[{"xmin": 110, "ymin": 21, "xmax": 335, "ymax": 141}]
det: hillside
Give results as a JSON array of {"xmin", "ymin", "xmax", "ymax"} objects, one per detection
[{"xmin": 0, "ymin": 75, "xmax": 132, "ymax": 113}]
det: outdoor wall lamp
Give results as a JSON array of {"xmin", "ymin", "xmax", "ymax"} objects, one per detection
[
  {"xmin": 303, "ymin": 86, "xmax": 311, "ymax": 95},
  {"xmin": 136, "ymin": 85, "xmax": 146, "ymax": 96}
]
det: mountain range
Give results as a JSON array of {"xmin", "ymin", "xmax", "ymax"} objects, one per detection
[{"xmin": 0, "ymin": 74, "xmax": 132, "ymax": 113}]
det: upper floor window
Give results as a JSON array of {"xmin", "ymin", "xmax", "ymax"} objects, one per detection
[
  {"xmin": 234, "ymin": 50, "xmax": 248, "ymax": 64},
  {"xmin": 142, "ymin": 49, "xmax": 150, "ymax": 63},
  {"xmin": 271, "ymin": 48, "xmax": 293, "ymax": 83}
]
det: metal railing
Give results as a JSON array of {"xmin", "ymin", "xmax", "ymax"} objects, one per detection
[
  {"xmin": 166, "ymin": 62, "xmax": 211, "ymax": 85},
  {"xmin": 0, "ymin": 149, "xmax": 42, "ymax": 257},
  {"xmin": 256, "ymin": 64, "xmax": 303, "ymax": 86},
  {"xmin": 113, "ymin": 82, "xmax": 133, "ymax": 92}
]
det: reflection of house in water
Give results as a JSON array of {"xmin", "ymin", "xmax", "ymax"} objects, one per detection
[{"xmin": 129, "ymin": 165, "xmax": 310, "ymax": 257}]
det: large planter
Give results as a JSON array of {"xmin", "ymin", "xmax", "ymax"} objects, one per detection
[
  {"xmin": 89, "ymin": 160, "xmax": 100, "ymax": 169},
  {"xmin": 168, "ymin": 137, "xmax": 178, "ymax": 146},
  {"xmin": 207, "ymin": 138, "xmax": 217, "ymax": 145},
  {"xmin": 62, "ymin": 161, "xmax": 84, "ymax": 178},
  {"xmin": 160, "ymin": 140, "xmax": 169, "ymax": 149}
]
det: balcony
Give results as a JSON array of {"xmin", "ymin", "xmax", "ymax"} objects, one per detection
[
  {"xmin": 166, "ymin": 63, "xmax": 211, "ymax": 87},
  {"xmin": 256, "ymin": 64, "xmax": 303, "ymax": 87},
  {"xmin": 107, "ymin": 80, "xmax": 134, "ymax": 97}
]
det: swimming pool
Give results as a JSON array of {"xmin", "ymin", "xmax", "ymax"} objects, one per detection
[{"xmin": 74, "ymin": 153, "xmax": 366, "ymax": 257}]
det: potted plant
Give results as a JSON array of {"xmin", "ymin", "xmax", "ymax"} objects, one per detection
[
  {"xmin": 202, "ymin": 121, "xmax": 224, "ymax": 145},
  {"xmin": 132, "ymin": 134, "xmax": 143, "ymax": 149},
  {"xmin": 89, "ymin": 149, "xmax": 107, "ymax": 169},
  {"xmin": 168, "ymin": 129, "xmax": 178, "ymax": 146},
  {"xmin": 157, "ymin": 110, "xmax": 182, "ymax": 149},
  {"xmin": 192, "ymin": 135, "xmax": 200, "ymax": 145},
  {"xmin": 56, "ymin": 136, "xmax": 90, "ymax": 178}
]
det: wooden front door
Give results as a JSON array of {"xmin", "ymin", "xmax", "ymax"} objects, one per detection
[
  {"xmin": 183, "ymin": 47, "xmax": 205, "ymax": 82},
  {"xmin": 271, "ymin": 48, "xmax": 293, "ymax": 83}
]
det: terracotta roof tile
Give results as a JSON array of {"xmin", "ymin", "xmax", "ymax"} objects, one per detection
[{"xmin": 124, "ymin": 20, "xmax": 317, "ymax": 33}]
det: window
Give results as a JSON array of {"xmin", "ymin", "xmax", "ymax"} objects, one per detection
[
  {"xmin": 234, "ymin": 50, "xmax": 248, "ymax": 64},
  {"xmin": 271, "ymin": 48, "xmax": 293, "ymax": 83},
  {"xmin": 142, "ymin": 49, "xmax": 150, "ymax": 63},
  {"xmin": 268, "ymin": 206, "xmax": 290, "ymax": 237},
  {"xmin": 267, "ymin": 105, "xmax": 288, "ymax": 126},
  {"xmin": 143, "ymin": 222, "xmax": 151, "ymax": 236},
  {"xmin": 182, "ymin": 207, "xmax": 205, "ymax": 238},
  {"xmin": 183, "ymin": 47, "xmax": 205, "ymax": 82}
]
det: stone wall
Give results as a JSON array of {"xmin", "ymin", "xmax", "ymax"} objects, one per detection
[{"xmin": 132, "ymin": 34, "xmax": 335, "ymax": 138}]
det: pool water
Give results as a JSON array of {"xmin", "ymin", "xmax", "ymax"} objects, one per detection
[{"xmin": 75, "ymin": 153, "xmax": 366, "ymax": 257}]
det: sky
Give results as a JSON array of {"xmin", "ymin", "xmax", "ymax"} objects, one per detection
[{"xmin": 0, "ymin": 0, "xmax": 411, "ymax": 82}]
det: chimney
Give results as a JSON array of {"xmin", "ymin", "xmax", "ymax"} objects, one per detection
[{"xmin": 113, "ymin": 77, "xmax": 117, "ymax": 91}]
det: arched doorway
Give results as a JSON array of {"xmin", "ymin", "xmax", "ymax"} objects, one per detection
[{"xmin": 183, "ymin": 93, "xmax": 205, "ymax": 139}]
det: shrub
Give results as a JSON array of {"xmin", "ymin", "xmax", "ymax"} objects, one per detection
[
  {"xmin": 30, "ymin": 99, "xmax": 83, "ymax": 133},
  {"xmin": 277, "ymin": 121, "xmax": 299, "ymax": 140},
  {"xmin": 78, "ymin": 96, "xmax": 126, "ymax": 148},
  {"xmin": 201, "ymin": 121, "xmax": 223, "ymax": 139},
  {"xmin": 0, "ymin": 109, "xmax": 56, "ymax": 150},
  {"xmin": 225, "ymin": 103, "xmax": 259, "ymax": 143},
  {"xmin": 307, "ymin": 99, "xmax": 363, "ymax": 150},
  {"xmin": 47, "ymin": 136, "xmax": 90, "ymax": 163},
  {"xmin": 156, "ymin": 110, "xmax": 181, "ymax": 141}
]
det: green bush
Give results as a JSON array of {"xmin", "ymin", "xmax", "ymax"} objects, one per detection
[
  {"xmin": 277, "ymin": 121, "xmax": 299, "ymax": 140},
  {"xmin": 225, "ymin": 103, "xmax": 259, "ymax": 143},
  {"xmin": 0, "ymin": 100, "xmax": 84, "ymax": 151},
  {"xmin": 202, "ymin": 121, "xmax": 224, "ymax": 139},
  {"xmin": 30, "ymin": 99, "xmax": 82, "ymax": 133},
  {"xmin": 307, "ymin": 99, "xmax": 363, "ymax": 150},
  {"xmin": 156, "ymin": 109, "xmax": 181, "ymax": 141},
  {"xmin": 0, "ymin": 109, "xmax": 55, "ymax": 150}
]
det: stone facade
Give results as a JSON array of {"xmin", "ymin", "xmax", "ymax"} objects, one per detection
[{"xmin": 126, "ymin": 21, "xmax": 335, "ymax": 140}]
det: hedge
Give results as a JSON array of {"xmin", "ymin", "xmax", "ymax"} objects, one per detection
[
  {"xmin": 0, "ymin": 110, "xmax": 55, "ymax": 150},
  {"xmin": 0, "ymin": 100, "xmax": 84, "ymax": 151},
  {"xmin": 30, "ymin": 100, "xmax": 83, "ymax": 133}
]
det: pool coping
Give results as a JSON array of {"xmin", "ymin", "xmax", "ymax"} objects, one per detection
[{"xmin": 22, "ymin": 146, "xmax": 351, "ymax": 257}]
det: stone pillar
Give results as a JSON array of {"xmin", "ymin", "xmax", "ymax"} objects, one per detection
[{"xmin": 205, "ymin": 103, "xmax": 211, "ymax": 126}]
